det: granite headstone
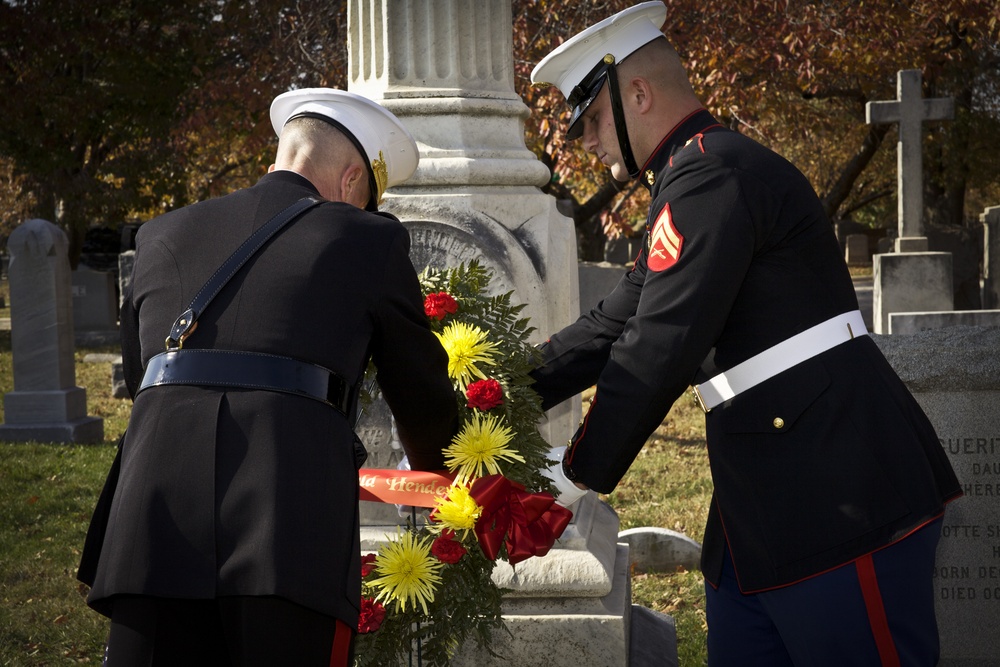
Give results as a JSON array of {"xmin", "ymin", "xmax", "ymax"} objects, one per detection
[
  {"xmin": 844, "ymin": 233, "xmax": 869, "ymax": 265},
  {"xmin": 71, "ymin": 264, "xmax": 119, "ymax": 345},
  {"xmin": 875, "ymin": 326, "xmax": 1000, "ymax": 665}
]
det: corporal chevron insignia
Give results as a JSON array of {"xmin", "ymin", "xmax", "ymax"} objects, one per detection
[{"xmin": 648, "ymin": 203, "xmax": 683, "ymax": 272}]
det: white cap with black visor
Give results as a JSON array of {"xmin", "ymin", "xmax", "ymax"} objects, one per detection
[
  {"xmin": 270, "ymin": 88, "xmax": 419, "ymax": 212},
  {"xmin": 530, "ymin": 2, "xmax": 667, "ymax": 179}
]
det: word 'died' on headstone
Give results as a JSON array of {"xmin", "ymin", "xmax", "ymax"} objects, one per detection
[
  {"xmin": 348, "ymin": 0, "xmax": 579, "ymax": 527},
  {"xmin": 875, "ymin": 327, "xmax": 1000, "ymax": 666},
  {"xmin": 0, "ymin": 219, "xmax": 103, "ymax": 444}
]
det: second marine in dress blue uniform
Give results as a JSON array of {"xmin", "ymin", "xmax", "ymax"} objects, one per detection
[{"xmin": 528, "ymin": 3, "xmax": 960, "ymax": 665}]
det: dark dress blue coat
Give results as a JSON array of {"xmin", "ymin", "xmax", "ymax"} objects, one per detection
[{"xmin": 86, "ymin": 170, "xmax": 457, "ymax": 627}]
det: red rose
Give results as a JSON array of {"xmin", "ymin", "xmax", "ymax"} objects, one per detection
[
  {"xmin": 360, "ymin": 553, "xmax": 377, "ymax": 578},
  {"xmin": 424, "ymin": 292, "xmax": 459, "ymax": 321},
  {"xmin": 431, "ymin": 530, "xmax": 467, "ymax": 564},
  {"xmin": 465, "ymin": 378, "xmax": 503, "ymax": 410},
  {"xmin": 358, "ymin": 597, "xmax": 386, "ymax": 634}
]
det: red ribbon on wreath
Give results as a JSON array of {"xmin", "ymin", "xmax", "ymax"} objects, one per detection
[{"xmin": 469, "ymin": 474, "xmax": 572, "ymax": 565}]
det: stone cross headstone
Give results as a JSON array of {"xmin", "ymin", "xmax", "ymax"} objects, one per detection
[
  {"xmin": 866, "ymin": 69, "xmax": 954, "ymax": 252},
  {"xmin": 982, "ymin": 205, "xmax": 1000, "ymax": 310},
  {"xmin": 875, "ymin": 327, "xmax": 1000, "ymax": 666},
  {"xmin": 0, "ymin": 219, "xmax": 103, "ymax": 444},
  {"xmin": 867, "ymin": 70, "xmax": 955, "ymax": 333}
]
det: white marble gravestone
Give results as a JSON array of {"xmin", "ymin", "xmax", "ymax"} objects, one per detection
[
  {"xmin": 71, "ymin": 264, "xmax": 119, "ymax": 346},
  {"xmin": 0, "ymin": 219, "xmax": 103, "ymax": 444},
  {"xmin": 867, "ymin": 70, "xmax": 955, "ymax": 333}
]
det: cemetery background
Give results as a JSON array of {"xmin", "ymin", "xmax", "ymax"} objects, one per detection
[{"xmin": 1, "ymin": 1, "xmax": 999, "ymax": 664}]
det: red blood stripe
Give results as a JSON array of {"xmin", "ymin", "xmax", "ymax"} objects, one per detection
[
  {"xmin": 329, "ymin": 619, "xmax": 353, "ymax": 667},
  {"xmin": 855, "ymin": 554, "xmax": 901, "ymax": 667}
]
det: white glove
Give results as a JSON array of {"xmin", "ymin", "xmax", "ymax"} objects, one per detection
[{"xmin": 542, "ymin": 446, "xmax": 588, "ymax": 508}]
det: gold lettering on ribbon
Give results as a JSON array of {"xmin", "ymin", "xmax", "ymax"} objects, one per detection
[{"xmin": 360, "ymin": 468, "xmax": 455, "ymax": 507}]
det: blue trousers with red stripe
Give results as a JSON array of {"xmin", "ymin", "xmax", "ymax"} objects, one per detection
[{"xmin": 706, "ymin": 518, "xmax": 942, "ymax": 666}]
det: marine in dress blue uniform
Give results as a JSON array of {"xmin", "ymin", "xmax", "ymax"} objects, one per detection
[
  {"xmin": 529, "ymin": 4, "xmax": 962, "ymax": 665},
  {"xmin": 80, "ymin": 89, "xmax": 458, "ymax": 666}
]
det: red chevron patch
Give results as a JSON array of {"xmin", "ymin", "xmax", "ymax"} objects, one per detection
[{"xmin": 648, "ymin": 203, "xmax": 683, "ymax": 272}]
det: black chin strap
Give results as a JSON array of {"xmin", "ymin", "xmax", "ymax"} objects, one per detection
[{"xmin": 605, "ymin": 61, "xmax": 640, "ymax": 179}]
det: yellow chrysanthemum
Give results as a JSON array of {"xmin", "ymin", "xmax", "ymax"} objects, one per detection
[
  {"xmin": 435, "ymin": 321, "xmax": 498, "ymax": 389},
  {"xmin": 445, "ymin": 413, "xmax": 524, "ymax": 481},
  {"xmin": 432, "ymin": 482, "xmax": 482, "ymax": 537},
  {"xmin": 368, "ymin": 531, "xmax": 443, "ymax": 615}
]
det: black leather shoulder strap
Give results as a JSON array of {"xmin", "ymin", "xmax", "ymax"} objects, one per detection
[{"xmin": 166, "ymin": 196, "xmax": 324, "ymax": 349}]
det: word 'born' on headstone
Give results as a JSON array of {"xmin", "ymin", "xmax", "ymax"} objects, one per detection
[
  {"xmin": 0, "ymin": 219, "xmax": 103, "ymax": 444},
  {"xmin": 866, "ymin": 69, "xmax": 954, "ymax": 252}
]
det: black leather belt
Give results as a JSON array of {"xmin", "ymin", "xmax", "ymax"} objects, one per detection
[{"xmin": 137, "ymin": 349, "xmax": 351, "ymax": 415}]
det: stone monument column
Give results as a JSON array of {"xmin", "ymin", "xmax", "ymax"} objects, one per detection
[
  {"xmin": 348, "ymin": 0, "xmax": 579, "ymax": 457},
  {"xmin": 0, "ymin": 218, "xmax": 103, "ymax": 444}
]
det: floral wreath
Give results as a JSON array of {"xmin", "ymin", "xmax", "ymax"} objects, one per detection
[{"xmin": 353, "ymin": 261, "xmax": 569, "ymax": 666}]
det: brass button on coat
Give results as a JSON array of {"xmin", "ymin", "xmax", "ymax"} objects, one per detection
[{"xmin": 773, "ymin": 417, "xmax": 785, "ymax": 429}]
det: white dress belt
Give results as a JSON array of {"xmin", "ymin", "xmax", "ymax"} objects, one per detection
[{"xmin": 691, "ymin": 310, "xmax": 868, "ymax": 412}]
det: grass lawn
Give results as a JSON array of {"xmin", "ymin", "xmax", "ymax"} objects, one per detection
[
  {"xmin": 0, "ymin": 332, "xmax": 126, "ymax": 665},
  {"xmin": 0, "ymin": 279, "xmax": 712, "ymax": 665}
]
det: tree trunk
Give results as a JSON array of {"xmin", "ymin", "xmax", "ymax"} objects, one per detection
[{"xmin": 820, "ymin": 124, "xmax": 890, "ymax": 221}]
